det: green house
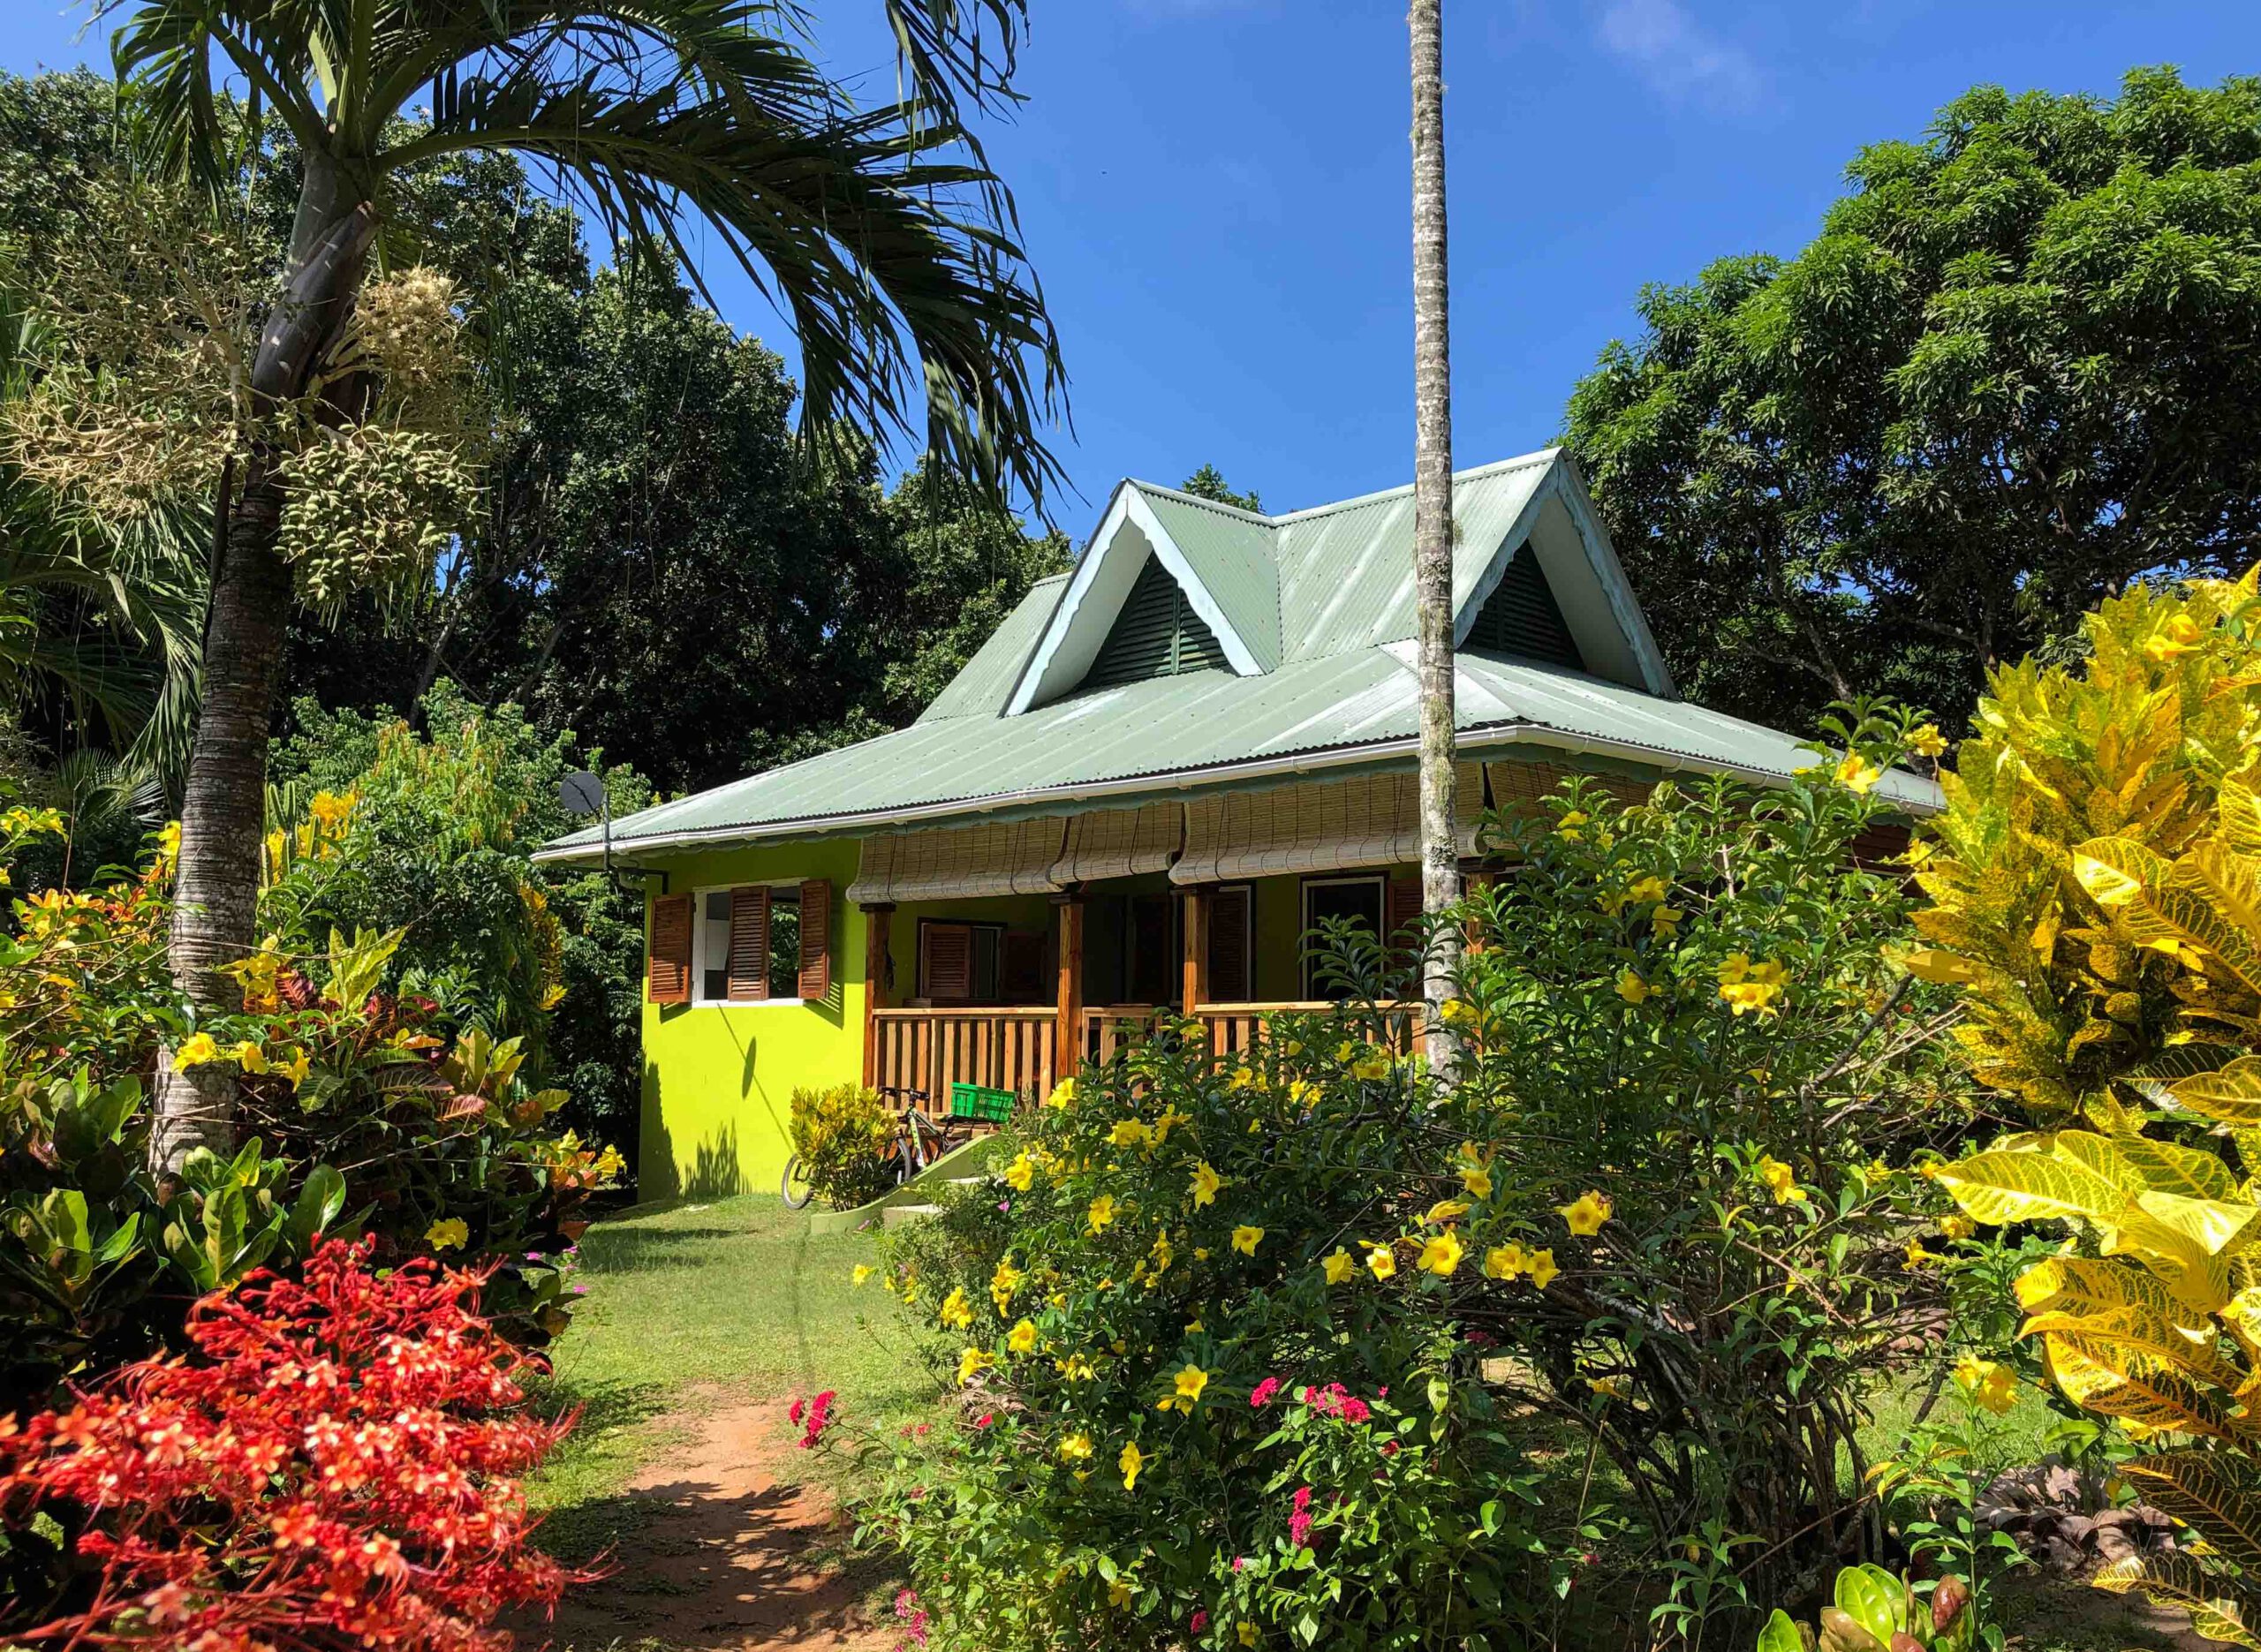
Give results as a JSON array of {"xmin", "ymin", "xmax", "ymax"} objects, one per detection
[{"xmin": 535, "ymin": 449, "xmax": 1937, "ymax": 1198}]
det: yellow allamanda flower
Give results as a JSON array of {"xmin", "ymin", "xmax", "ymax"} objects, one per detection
[
  {"xmin": 991, "ymin": 1257, "xmax": 1025, "ymax": 1311},
  {"xmin": 1152, "ymin": 1105, "xmax": 1192, "ymax": 1143},
  {"xmin": 1231, "ymin": 1224, "xmax": 1264, "ymax": 1256},
  {"xmin": 1157, "ymin": 1363, "xmax": 1209, "ymax": 1414},
  {"xmin": 1056, "ymin": 1353, "xmax": 1096, "ymax": 1382},
  {"xmin": 1555, "ymin": 810, "xmax": 1589, "ymax": 842},
  {"xmin": 1108, "ymin": 1580, "xmax": 1133, "ymax": 1609},
  {"xmin": 1559, "ymin": 1191, "xmax": 1612, "ymax": 1236},
  {"xmin": 1088, "ymin": 1195, "xmax": 1117, "ymax": 1234},
  {"xmin": 1909, "ymin": 723, "xmax": 1947, "ymax": 758},
  {"xmin": 1335, "ymin": 1040, "xmax": 1358, "ymax": 1062},
  {"xmin": 1954, "ymin": 1355, "xmax": 2018, "ymax": 1416},
  {"xmin": 1438, "ymin": 997, "xmax": 1477, "ymax": 1027},
  {"xmin": 1650, "ymin": 904, "xmax": 1684, "ymax": 937},
  {"xmin": 1422, "ymin": 1198, "xmax": 1469, "ymax": 1226},
  {"xmin": 1626, "ymin": 874, "xmax": 1667, "ymax": 905},
  {"xmin": 1322, "ymin": 1248, "xmax": 1355, "ymax": 1286},
  {"xmin": 281, "ymin": 1047, "xmax": 312, "ymax": 1088},
  {"xmin": 1365, "ymin": 1243, "xmax": 1397, "ymax": 1281},
  {"xmin": 1119, "ymin": 1440, "xmax": 1146, "ymax": 1490},
  {"xmin": 1755, "ymin": 1154, "xmax": 1806, "ymax": 1204},
  {"xmin": 1940, "ymin": 1213, "xmax": 1976, "ymax": 1241},
  {"xmin": 1007, "ymin": 1319, "xmax": 1039, "ymax": 1355},
  {"xmin": 1904, "ymin": 1239, "xmax": 1940, "ymax": 1271},
  {"xmin": 1833, "ymin": 752, "xmax": 1882, "ymax": 795},
  {"xmin": 957, "ymin": 1347, "xmax": 996, "ymax": 1385},
  {"xmin": 938, "ymin": 1287, "xmax": 973, "ymax": 1331},
  {"xmin": 172, "ymin": 1032, "xmax": 220, "ymax": 1071},
  {"xmin": 1190, "ymin": 1160, "xmax": 1223, "ymax": 1207},
  {"xmin": 1901, "ymin": 837, "xmax": 1936, "ymax": 870},
  {"xmin": 1239, "ymin": 1624, "xmax": 1259, "ymax": 1648},
  {"xmin": 1228, "ymin": 1066, "xmax": 1260, "ymax": 1091},
  {"xmin": 1418, "ymin": 1229, "xmax": 1464, "ymax": 1277},
  {"xmin": 2144, "ymin": 613, "xmax": 2205, "ymax": 663},
  {"xmin": 425, "ymin": 1218, "xmax": 469, "ymax": 1251},
  {"xmin": 1109, "ymin": 1118, "xmax": 1153, "ymax": 1150},
  {"xmin": 1003, "ymin": 1152, "xmax": 1037, "ymax": 1192},
  {"xmin": 1350, "ymin": 1052, "xmax": 1390, "ymax": 1082},
  {"xmin": 232, "ymin": 1041, "xmax": 269, "ymax": 1075},
  {"xmin": 1058, "ymin": 1432, "xmax": 1093, "ymax": 1464},
  {"xmin": 1616, "ymin": 969, "xmax": 1654, "ymax": 1005},
  {"xmin": 1485, "ymin": 1243, "xmax": 1526, "ymax": 1280},
  {"xmin": 1460, "ymin": 1163, "xmax": 1493, "ymax": 1200},
  {"xmin": 1287, "ymin": 1079, "xmax": 1320, "ymax": 1110},
  {"xmin": 852, "ymin": 1264, "xmax": 876, "ymax": 1286},
  {"xmin": 1525, "ymin": 1248, "xmax": 1560, "ymax": 1289},
  {"xmin": 1047, "ymin": 1077, "xmax": 1078, "ymax": 1110}
]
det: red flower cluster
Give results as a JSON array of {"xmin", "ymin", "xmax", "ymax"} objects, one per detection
[
  {"xmin": 0, "ymin": 1238, "xmax": 594, "ymax": 1651},
  {"xmin": 1300, "ymin": 1384, "xmax": 1372, "ymax": 1424},
  {"xmin": 789, "ymin": 1391, "xmax": 836, "ymax": 1451},
  {"xmin": 1248, "ymin": 1376, "xmax": 1282, "ymax": 1409},
  {"xmin": 1289, "ymin": 1485, "xmax": 1315, "ymax": 1549}
]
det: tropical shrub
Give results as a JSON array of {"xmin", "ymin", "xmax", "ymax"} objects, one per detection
[
  {"xmin": 0, "ymin": 1237, "xmax": 589, "ymax": 1648},
  {"xmin": 788, "ymin": 1082, "xmax": 897, "ymax": 1209},
  {"xmin": 1755, "ymin": 1565, "xmax": 1976, "ymax": 1652},
  {"xmin": 835, "ymin": 711, "xmax": 1973, "ymax": 1647},
  {"xmin": 1914, "ymin": 570, "xmax": 2261, "ymax": 1645}
]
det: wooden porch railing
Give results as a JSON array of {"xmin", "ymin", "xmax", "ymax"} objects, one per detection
[
  {"xmin": 1083, "ymin": 1002, "xmax": 1422, "ymax": 1067},
  {"xmin": 870, "ymin": 1007, "xmax": 1057, "ymax": 1108}
]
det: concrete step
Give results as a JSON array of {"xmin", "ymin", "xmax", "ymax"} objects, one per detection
[{"xmin": 881, "ymin": 1203, "xmax": 943, "ymax": 1228}]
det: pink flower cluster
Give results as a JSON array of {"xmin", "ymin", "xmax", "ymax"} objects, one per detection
[
  {"xmin": 894, "ymin": 1586, "xmax": 929, "ymax": 1648},
  {"xmin": 1301, "ymin": 1384, "xmax": 1372, "ymax": 1424},
  {"xmin": 790, "ymin": 1391, "xmax": 836, "ymax": 1451},
  {"xmin": 1289, "ymin": 1485, "xmax": 1315, "ymax": 1549},
  {"xmin": 1249, "ymin": 1376, "xmax": 1283, "ymax": 1409}
]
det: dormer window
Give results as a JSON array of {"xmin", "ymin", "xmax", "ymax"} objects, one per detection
[{"xmin": 1083, "ymin": 555, "xmax": 1231, "ymax": 690}]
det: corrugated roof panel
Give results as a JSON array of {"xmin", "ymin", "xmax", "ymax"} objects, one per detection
[
  {"xmin": 1132, "ymin": 486, "xmax": 1282, "ymax": 669},
  {"xmin": 916, "ymin": 574, "xmax": 1067, "ymax": 721}
]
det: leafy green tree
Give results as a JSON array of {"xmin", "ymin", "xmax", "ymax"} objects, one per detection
[
  {"xmin": 1177, "ymin": 464, "xmax": 1261, "ymax": 513},
  {"xmin": 1565, "ymin": 67, "xmax": 2261, "ymax": 737},
  {"xmin": 103, "ymin": 0, "xmax": 1068, "ymax": 1170}
]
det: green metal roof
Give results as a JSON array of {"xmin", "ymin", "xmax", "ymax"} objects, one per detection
[{"xmin": 538, "ymin": 449, "xmax": 1936, "ymax": 864}]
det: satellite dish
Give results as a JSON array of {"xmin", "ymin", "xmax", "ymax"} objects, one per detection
[{"xmin": 560, "ymin": 771, "xmax": 606, "ymax": 818}]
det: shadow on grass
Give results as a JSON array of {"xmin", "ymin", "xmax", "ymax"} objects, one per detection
[{"xmin": 574, "ymin": 1226, "xmax": 753, "ymax": 1273}]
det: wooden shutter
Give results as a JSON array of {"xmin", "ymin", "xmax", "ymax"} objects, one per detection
[
  {"xmin": 1465, "ymin": 550, "xmax": 1582, "ymax": 668},
  {"xmin": 797, "ymin": 879, "xmax": 833, "ymax": 999},
  {"xmin": 1386, "ymin": 876, "xmax": 1423, "ymax": 965},
  {"xmin": 726, "ymin": 886, "xmax": 770, "ymax": 1000},
  {"xmin": 922, "ymin": 922, "xmax": 974, "ymax": 1002},
  {"xmin": 647, "ymin": 894, "xmax": 692, "ymax": 1004},
  {"xmin": 1207, "ymin": 885, "xmax": 1251, "ymax": 1002},
  {"xmin": 1085, "ymin": 557, "xmax": 1231, "ymax": 690},
  {"xmin": 1000, "ymin": 930, "xmax": 1047, "ymax": 1001}
]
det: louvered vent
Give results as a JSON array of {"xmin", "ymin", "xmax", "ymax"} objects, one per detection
[
  {"xmin": 1085, "ymin": 556, "xmax": 1231, "ymax": 690},
  {"xmin": 1464, "ymin": 549, "xmax": 1582, "ymax": 669}
]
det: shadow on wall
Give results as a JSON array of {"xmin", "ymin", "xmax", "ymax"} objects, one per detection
[
  {"xmin": 684, "ymin": 1123, "xmax": 748, "ymax": 1200},
  {"xmin": 639, "ymin": 1071, "xmax": 749, "ymax": 1201}
]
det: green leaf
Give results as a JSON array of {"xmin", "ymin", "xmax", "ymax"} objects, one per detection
[
  {"xmin": 1757, "ymin": 1608, "xmax": 1804, "ymax": 1652},
  {"xmin": 2121, "ymin": 1452, "xmax": 2261, "ymax": 1571}
]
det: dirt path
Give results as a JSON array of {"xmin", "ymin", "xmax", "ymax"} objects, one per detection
[{"xmin": 531, "ymin": 1394, "xmax": 897, "ymax": 1652}]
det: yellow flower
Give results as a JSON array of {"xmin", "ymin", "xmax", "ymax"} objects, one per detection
[
  {"xmin": 1627, "ymin": 874, "xmax": 1667, "ymax": 905},
  {"xmin": 1438, "ymin": 997, "xmax": 1477, "ymax": 1026},
  {"xmin": 1335, "ymin": 1040, "xmax": 1358, "ymax": 1062},
  {"xmin": 1322, "ymin": 1248, "xmax": 1355, "ymax": 1286},
  {"xmin": 1422, "ymin": 1198, "xmax": 1469, "ymax": 1226},
  {"xmin": 1954, "ymin": 1355, "xmax": 2019, "ymax": 1416},
  {"xmin": 1485, "ymin": 1243, "xmax": 1526, "ymax": 1280},
  {"xmin": 1589, "ymin": 1374, "xmax": 1631, "ymax": 1401},
  {"xmin": 1228, "ymin": 1065, "xmax": 1260, "ymax": 1090},
  {"xmin": 1152, "ymin": 1105, "xmax": 1192, "ymax": 1143},
  {"xmin": 1556, "ymin": 809, "xmax": 1589, "ymax": 841},
  {"xmin": 1525, "ymin": 1248, "xmax": 1559, "ymax": 1289},
  {"xmin": 1901, "ymin": 837, "xmax": 1936, "ymax": 870},
  {"xmin": 1059, "ymin": 1431, "xmax": 1093, "ymax": 1461},
  {"xmin": 281, "ymin": 1046, "xmax": 312, "ymax": 1088},
  {"xmin": 852, "ymin": 1264, "xmax": 876, "ymax": 1286},
  {"xmin": 1231, "ymin": 1224, "xmax": 1264, "ymax": 1256},
  {"xmin": 939, "ymin": 1287, "xmax": 973, "ymax": 1331},
  {"xmin": 1008, "ymin": 1318, "xmax": 1039, "ymax": 1355},
  {"xmin": 1904, "ymin": 1239, "xmax": 1940, "ymax": 1271},
  {"xmin": 1940, "ymin": 1213, "xmax": 1976, "ymax": 1241},
  {"xmin": 1460, "ymin": 1164, "xmax": 1493, "ymax": 1200},
  {"xmin": 1119, "ymin": 1440, "xmax": 1146, "ymax": 1491},
  {"xmin": 1047, "ymin": 1077, "xmax": 1078, "ymax": 1110},
  {"xmin": 1287, "ymin": 1079, "xmax": 1320, "ymax": 1110},
  {"xmin": 1365, "ymin": 1243, "xmax": 1397, "ymax": 1281},
  {"xmin": 1650, "ymin": 904, "xmax": 1684, "ymax": 936},
  {"xmin": 172, "ymin": 1032, "xmax": 220, "ymax": 1071},
  {"xmin": 1350, "ymin": 1052, "xmax": 1390, "ymax": 1082},
  {"xmin": 1755, "ymin": 1154, "xmax": 1806, "ymax": 1204},
  {"xmin": 231, "ymin": 1040, "xmax": 269, "ymax": 1075},
  {"xmin": 991, "ymin": 1257, "xmax": 1025, "ymax": 1311},
  {"xmin": 1615, "ymin": 968, "xmax": 1654, "ymax": 1005},
  {"xmin": 1717, "ymin": 956, "xmax": 1787, "ymax": 1018},
  {"xmin": 1909, "ymin": 723, "xmax": 1948, "ymax": 758},
  {"xmin": 1108, "ymin": 1580, "xmax": 1133, "ymax": 1609},
  {"xmin": 1157, "ymin": 1362, "xmax": 1209, "ymax": 1414},
  {"xmin": 1003, "ymin": 1152, "xmax": 1036, "ymax": 1192},
  {"xmin": 1418, "ymin": 1229, "xmax": 1464, "ymax": 1277},
  {"xmin": 957, "ymin": 1346, "xmax": 996, "ymax": 1385},
  {"xmin": 1559, "ymin": 1191, "xmax": 1612, "ymax": 1236},
  {"xmin": 1088, "ymin": 1195, "xmax": 1117, "ymax": 1235},
  {"xmin": 2144, "ymin": 613, "xmax": 2205, "ymax": 663},
  {"xmin": 1191, "ymin": 1160, "xmax": 1223, "ymax": 1207},
  {"xmin": 426, "ymin": 1218, "xmax": 469, "ymax": 1252},
  {"xmin": 1833, "ymin": 752, "xmax": 1882, "ymax": 795},
  {"xmin": 1239, "ymin": 1624, "xmax": 1260, "ymax": 1647},
  {"xmin": 1109, "ymin": 1117, "xmax": 1153, "ymax": 1150},
  {"xmin": 1057, "ymin": 1353, "xmax": 1096, "ymax": 1382}
]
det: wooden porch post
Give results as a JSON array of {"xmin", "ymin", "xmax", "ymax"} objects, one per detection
[
  {"xmin": 1460, "ymin": 866, "xmax": 1497, "ymax": 955},
  {"xmin": 1053, "ymin": 890, "xmax": 1085, "ymax": 1082},
  {"xmin": 860, "ymin": 903, "xmax": 894, "ymax": 1088},
  {"xmin": 1181, "ymin": 885, "xmax": 1210, "ymax": 1013}
]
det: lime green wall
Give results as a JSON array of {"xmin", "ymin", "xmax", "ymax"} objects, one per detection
[{"xmin": 639, "ymin": 838, "xmax": 865, "ymax": 1201}]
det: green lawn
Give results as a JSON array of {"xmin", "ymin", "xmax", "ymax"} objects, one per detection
[{"xmin": 526, "ymin": 1192, "xmax": 942, "ymax": 1558}]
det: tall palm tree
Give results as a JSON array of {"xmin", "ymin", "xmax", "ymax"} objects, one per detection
[
  {"xmin": 1408, "ymin": 0, "xmax": 1458, "ymax": 1071},
  {"xmin": 107, "ymin": 0, "xmax": 1068, "ymax": 1172}
]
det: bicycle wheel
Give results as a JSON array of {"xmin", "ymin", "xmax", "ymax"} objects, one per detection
[{"xmin": 780, "ymin": 1155, "xmax": 814, "ymax": 1209}]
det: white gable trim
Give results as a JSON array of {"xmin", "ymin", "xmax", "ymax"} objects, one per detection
[
  {"xmin": 1452, "ymin": 458, "xmax": 1677, "ymax": 698},
  {"xmin": 1005, "ymin": 485, "xmax": 1264, "ymax": 714}
]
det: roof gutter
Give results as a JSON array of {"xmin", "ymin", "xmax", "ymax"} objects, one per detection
[{"xmin": 533, "ymin": 723, "xmax": 1940, "ymax": 865}]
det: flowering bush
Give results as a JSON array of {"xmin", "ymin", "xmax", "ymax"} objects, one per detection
[
  {"xmin": 834, "ymin": 706, "xmax": 1976, "ymax": 1645},
  {"xmin": 0, "ymin": 1237, "xmax": 590, "ymax": 1648},
  {"xmin": 788, "ymin": 1082, "xmax": 898, "ymax": 1209}
]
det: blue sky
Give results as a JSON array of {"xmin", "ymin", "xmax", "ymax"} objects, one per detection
[{"xmin": 6, "ymin": 2, "xmax": 2257, "ymax": 530}]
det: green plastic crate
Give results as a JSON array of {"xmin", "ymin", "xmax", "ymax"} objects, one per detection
[{"xmin": 949, "ymin": 1082, "xmax": 1015, "ymax": 1125}]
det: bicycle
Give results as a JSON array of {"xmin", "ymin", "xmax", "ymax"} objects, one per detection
[{"xmin": 779, "ymin": 1086, "xmax": 978, "ymax": 1208}]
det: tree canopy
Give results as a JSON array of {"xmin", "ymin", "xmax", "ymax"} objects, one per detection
[{"xmin": 1565, "ymin": 66, "xmax": 2261, "ymax": 735}]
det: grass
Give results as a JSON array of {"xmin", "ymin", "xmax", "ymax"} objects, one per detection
[{"xmin": 526, "ymin": 1191, "xmax": 943, "ymax": 1558}]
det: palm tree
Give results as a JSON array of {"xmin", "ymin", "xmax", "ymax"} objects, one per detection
[
  {"xmin": 1408, "ymin": 0, "xmax": 1459, "ymax": 1070},
  {"xmin": 107, "ymin": 0, "xmax": 1069, "ymax": 1172}
]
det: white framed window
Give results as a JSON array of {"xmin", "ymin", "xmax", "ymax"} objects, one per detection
[
  {"xmin": 692, "ymin": 883, "xmax": 805, "ymax": 1006},
  {"xmin": 1300, "ymin": 874, "xmax": 1384, "ymax": 999}
]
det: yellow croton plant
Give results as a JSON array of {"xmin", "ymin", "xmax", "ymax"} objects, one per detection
[{"xmin": 1911, "ymin": 569, "xmax": 2261, "ymax": 1643}]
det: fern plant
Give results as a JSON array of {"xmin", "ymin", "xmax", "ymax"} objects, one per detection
[{"xmin": 1913, "ymin": 569, "xmax": 2261, "ymax": 1642}]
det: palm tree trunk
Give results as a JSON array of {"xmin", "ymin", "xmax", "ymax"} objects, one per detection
[
  {"xmin": 1409, "ymin": 0, "xmax": 1460, "ymax": 1075},
  {"xmin": 149, "ymin": 167, "xmax": 377, "ymax": 1176}
]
